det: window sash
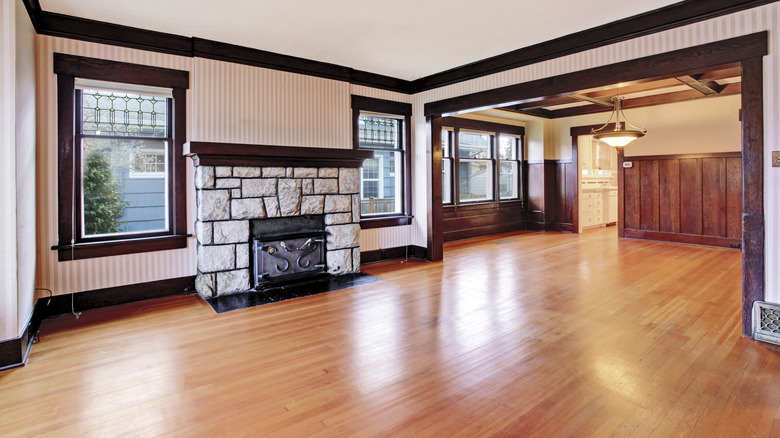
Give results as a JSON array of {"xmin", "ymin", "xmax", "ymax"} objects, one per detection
[
  {"xmin": 74, "ymin": 85, "xmax": 174, "ymax": 243},
  {"xmin": 458, "ymin": 159, "xmax": 493, "ymax": 202}
]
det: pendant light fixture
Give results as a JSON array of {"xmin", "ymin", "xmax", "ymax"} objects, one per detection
[{"xmin": 591, "ymin": 96, "xmax": 646, "ymax": 148}]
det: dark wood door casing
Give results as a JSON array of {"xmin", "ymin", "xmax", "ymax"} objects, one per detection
[{"xmin": 426, "ymin": 33, "xmax": 766, "ymax": 336}]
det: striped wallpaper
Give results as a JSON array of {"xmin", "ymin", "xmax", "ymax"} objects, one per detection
[
  {"xmin": 34, "ymin": 36, "xmax": 196, "ymax": 296},
  {"xmin": 32, "ymin": 3, "xmax": 780, "ymax": 306},
  {"xmin": 1, "ymin": 0, "xmax": 20, "ymax": 339}
]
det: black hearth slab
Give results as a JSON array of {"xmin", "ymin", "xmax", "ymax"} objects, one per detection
[{"xmin": 204, "ymin": 273, "xmax": 382, "ymax": 314}]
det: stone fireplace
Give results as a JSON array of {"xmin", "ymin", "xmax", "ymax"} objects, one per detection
[{"xmin": 184, "ymin": 142, "xmax": 373, "ymax": 298}]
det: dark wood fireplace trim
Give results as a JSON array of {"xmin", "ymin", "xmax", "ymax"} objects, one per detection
[{"xmin": 184, "ymin": 142, "xmax": 374, "ymax": 168}]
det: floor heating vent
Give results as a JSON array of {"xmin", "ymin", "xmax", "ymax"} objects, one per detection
[{"xmin": 753, "ymin": 301, "xmax": 780, "ymax": 345}]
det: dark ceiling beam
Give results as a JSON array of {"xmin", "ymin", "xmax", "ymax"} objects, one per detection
[
  {"xmin": 699, "ymin": 65, "xmax": 742, "ymax": 81},
  {"xmin": 676, "ymin": 75, "xmax": 725, "ymax": 95},
  {"xmin": 570, "ymin": 95, "xmax": 613, "ymax": 107},
  {"xmin": 503, "ymin": 107, "xmax": 555, "ymax": 119},
  {"xmin": 511, "ymin": 95, "xmax": 580, "ymax": 110},
  {"xmin": 548, "ymin": 82, "xmax": 742, "ymax": 118},
  {"xmin": 411, "ymin": 0, "xmax": 774, "ymax": 92},
  {"xmin": 581, "ymin": 78, "xmax": 684, "ymax": 99},
  {"xmin": 425, "ymin": 32, "xmax": 765, "ymax": 117}
]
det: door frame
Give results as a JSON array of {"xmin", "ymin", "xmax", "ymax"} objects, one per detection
[{"xmin": 425, "ymin": 32, "xmax": 767, "ymax": 336}]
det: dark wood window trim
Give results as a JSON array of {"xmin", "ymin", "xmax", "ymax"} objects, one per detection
[
  {"xmin": 53, "ymin": 53, "xmax": 190, "ymax": 261},
  {"xmin": 351, "ymin": 95, "xmax": 413, "ymax": 230},
  {"xmin": 440, "ymin": 116, "xmax": 526, "ymax": 209}
]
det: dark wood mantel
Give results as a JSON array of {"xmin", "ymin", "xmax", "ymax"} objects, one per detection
[{"xmin": 184, "ymin": 141, "xmax": 374, "ymax": 168}]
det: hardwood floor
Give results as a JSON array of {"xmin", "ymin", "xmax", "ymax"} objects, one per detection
[{"xmin": 2, "ymin": 227, "xmax": 779, "ymax": 437}]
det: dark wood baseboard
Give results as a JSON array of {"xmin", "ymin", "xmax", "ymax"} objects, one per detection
[
  {"xmin": 0, "ymin": 300, "xmax": 48, "ymax": 371},
  {"xmin": 0, "ymin": 276, "xmax": 196, "ymax": 370},
  {"xmin": 623, "ymin": 229, "xmax": 741, "ymax": 248},
  {"xmin": 361, "ymin": 245, "xmax": 427, "ymax": 264},
  {"xmin": 40, "ymin": 276, "xmax": 196, "ymax": 318},
  {"xmin": 0, "ymin": 336, "xmax": 24, "ymax": 371},
  {"xmin": 549, "ymin": 222, "xmax": 575, "ymax": 232}
]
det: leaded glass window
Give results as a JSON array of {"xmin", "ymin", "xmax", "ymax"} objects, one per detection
[
  {"xmin": 358, "ymin": 114, "xmax": 403, "ymax": 216},
  {"xmin": 77, "ymin": 86, "xmax": 172, "ymax": 238}
]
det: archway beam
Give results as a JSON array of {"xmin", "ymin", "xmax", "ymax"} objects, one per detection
[
  {"xmin": 425, "ymin": 33, "xmax": 767, "ymax": 337},
  {"xmin": 424, "ymin": 32, "xmax": 767, "ymax": 118}
]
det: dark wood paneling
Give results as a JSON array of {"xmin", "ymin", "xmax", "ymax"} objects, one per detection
[
  {"xmin": 679, "ymin": 159, "xmax": 703, "ymax": 235},
  {"xmin": 623, "ymin": 229, "xmax": 740, "ymax": 249},
  {"xmin": 425, "ymin": 32, "xmax": 767, "ymax": 117},
  {"xmin": 623, "ymin": 164, "xmax": 640, "ymax": 230},
  {"xmin": 443, "ymin": 202, "xmax": 526, "ymax": 242},
  {"xmin": 184, "ymin": 142, "xmax": 374, "ymax": 168},
  {"xmin": 658, "ymin": 159, "xmax": 680, "ymax": 233},
  {"xmin": 639, "ymin": 160, "xmax": 660, "ymax": 231},
  {"xmin": 412, "ymin": 1, "xmax": 772, "ymax": 92},
  {"xmin": 621, "ymin": 153, "xmax": 742, "ymax": 249},
  {"xmin": 726, "ymin": 157, "xmax": 742, "ymax": 239},
  {"xmin": 702, "ymin": 158, "xmax": 727, "ymax": 237},
  {"xmin": 543, "ymin": 161, "xmax": 559, "ymax": 224},
  {"xmin": 444, "ymin": 222, "xmax": 527, "ymax": 243},
  {"xmin": 564, "ymin": 162, "xmax": 578, "ymax": 228}
]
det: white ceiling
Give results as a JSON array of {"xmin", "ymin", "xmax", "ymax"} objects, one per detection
[{"xmin": 40, "ymin": 0, "xmax": 683, "ymax": 81}]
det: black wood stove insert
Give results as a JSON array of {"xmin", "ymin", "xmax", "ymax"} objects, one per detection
[{"xmin": 251, "ymin": 215, "xmax": 327, "ymax": 289}]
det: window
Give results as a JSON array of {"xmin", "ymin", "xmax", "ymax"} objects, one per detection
[
  {"xmin": 458, "ymin": 131, "xmax": 493, "ymax": 202},
  {"xmin": 498, "ymin": 135, "xmax": 522, "ymax": 200},
  {"xmin": 351, "ymin": 95, "xmax": 412, "ymax": 229},
  {"xmin": 440, "ymin": 118, "xmax": 525, "ymax": 207},
  {"xmin": 442, "ymin": 130, "xmax": 453, "ymax": 204},
  {"xmin": 54, "ymin": 53, "xmax": 189, "ymax": 261}
]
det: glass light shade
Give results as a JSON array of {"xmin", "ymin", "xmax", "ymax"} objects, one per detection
[{"xmin": 592, "ymin": 130, "xmax": 645, "ymax": 148}]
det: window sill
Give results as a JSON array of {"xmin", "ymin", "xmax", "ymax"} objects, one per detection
[
  {"xmin": 444, "ymin": 200, "xmax": 525, "ymax": 212},
  {"xmin": 53, "ymin": 234, "xmax": 190, "ymax": 261},
  {"xmin": 359, "ymin": 215, "xmax": 413, "ymax": 229}
]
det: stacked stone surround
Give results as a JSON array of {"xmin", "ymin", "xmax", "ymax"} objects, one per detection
[{"xmin": 194, "ymin": 165, "xmax": 362, "ymax": 298}]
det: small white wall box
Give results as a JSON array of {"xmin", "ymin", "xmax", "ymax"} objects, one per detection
[{"xmin": 622, "ymin": 162, "xmax": 633, "ymax": 168}]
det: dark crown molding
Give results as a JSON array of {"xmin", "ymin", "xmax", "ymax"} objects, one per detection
[
  {"xmin": 411, "ymin": 0, "xmax": 777, "ymax": 92},
  {"xmin": 23, "ymin": 0, "xmax": 774, "ymax": 95}
]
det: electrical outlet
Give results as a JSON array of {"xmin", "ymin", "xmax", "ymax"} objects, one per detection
[{"xmin": 773, "ymin": 151, "xmax": 780, "ymax": 167}]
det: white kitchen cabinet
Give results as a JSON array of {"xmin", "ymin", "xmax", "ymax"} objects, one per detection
[
  {"xmin": 606, "ymin": 189, "xmax": 618, "ymax": 223},
  {"xmin": 579, "ymin": 190, "xmax": 604, "ymax": 230}
]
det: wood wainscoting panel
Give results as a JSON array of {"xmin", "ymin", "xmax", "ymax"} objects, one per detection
[
  {"xmin": 679, "ymin": 158, "xmax": 703, "ymax": 235},
  {"xmin": 624, "ymin": 162, "xmax": 640, "ymax": 230},
  {"xmin": 621, "ymin": 152, "xmax": 741, "ymax": 248},
  {"xmin": 639, "ymin": 160, "xmax": 660, "ymax": 231},
  {"xmin": 442, "ymin": 202, "xmax": 526, "ymax": 242},
  {"xmin": 658, "ymin": 159, "xmax": 680, "ymax": 233},
  {"xmin": 726, "ymin": 157, "xmax": 742, "ymax": 239}
]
